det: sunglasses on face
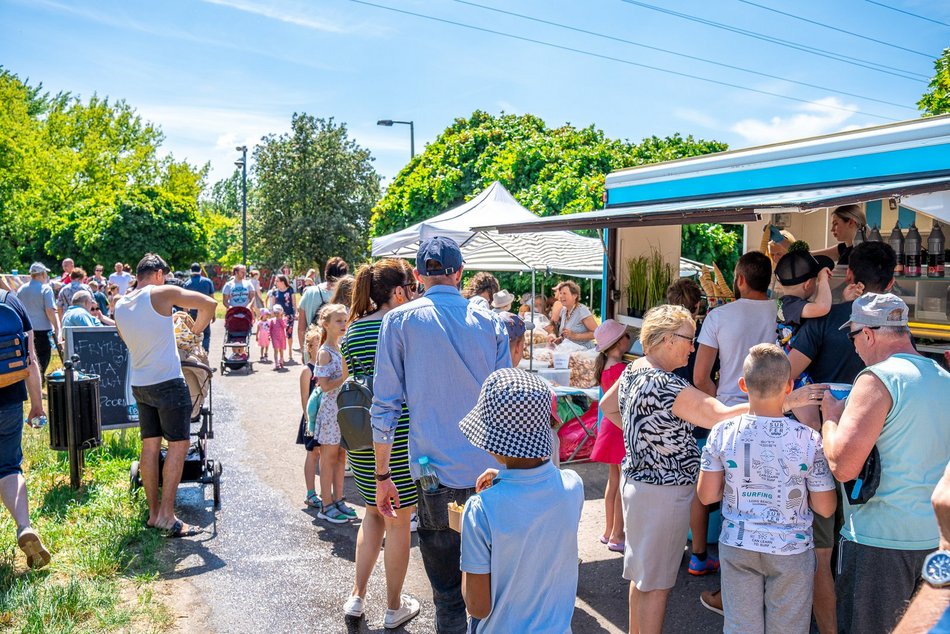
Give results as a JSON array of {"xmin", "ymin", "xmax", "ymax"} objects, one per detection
[{"xmin": 847, "ymin": 326, "xmax": 880, "ymax": 342}]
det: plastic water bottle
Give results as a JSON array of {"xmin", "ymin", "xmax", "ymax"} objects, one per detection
[
  {"xmin": 888, "ymin": 223, "xmax": 905, "ymax": 276},
  {"xmin": 25, "ymin": 415, "xmax": 47, "ymax": 429},
  {"xmin": 928, "ymin": 220, "xmax": 945, "ymax": 278},
  {"xmin": 905, "ymin": 223, "xmax": 922, "ymax": 277},
  {"xmin": 418, "ymin": 456, "xmax": 440, "ymax": 493}
]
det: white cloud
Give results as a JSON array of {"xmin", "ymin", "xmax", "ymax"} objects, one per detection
[
  {"xmin": 201, "ymin": 0, "xmax": 347, "ymax": 33},
  {"xmin": 730, "ymin": 97, "xmax": 860, "ymax": 146},
  {"xmin": 673, "ymin": 107, "xmax": 718, "ymax": 130}
]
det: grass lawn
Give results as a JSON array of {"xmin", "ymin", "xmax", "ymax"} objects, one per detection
[{"xmin": 0, "ymin": 357, "xmax": 172, "ymax": 632}]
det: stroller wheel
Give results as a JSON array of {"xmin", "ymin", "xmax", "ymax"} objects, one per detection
[
  {"xmin": 130, "ymin": 461, "xmax": 142, "ymax": 490},
  {"xmin": 212, "ymin": 461, "xmax": 222, "ymax": 509}
]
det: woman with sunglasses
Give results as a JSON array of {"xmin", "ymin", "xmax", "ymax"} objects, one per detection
[{"xmin": 339, "ymin": 258, "xmax": 421, "ymax": 628}]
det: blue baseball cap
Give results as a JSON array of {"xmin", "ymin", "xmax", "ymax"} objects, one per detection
[{"xmin": 416, "ymin": 236, "xmax": 464, "ymax": 276}]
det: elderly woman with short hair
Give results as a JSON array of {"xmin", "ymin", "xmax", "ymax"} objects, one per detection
[
  {"xmin": 601, "ymin": 304, "xmax": 823, "ymax": 634},
  {"xmin": 545, "ymin": 280, "xmax": 597, "ymax": 349}
]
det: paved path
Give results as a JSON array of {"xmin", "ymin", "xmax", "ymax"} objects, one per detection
[{"xmin": 161, "ymin": 320, "xmax": 723, "ymax": 633}]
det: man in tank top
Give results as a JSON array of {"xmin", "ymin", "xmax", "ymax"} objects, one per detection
[{"xmin": 114, "ymin": 254, "xmax": 216, "ymax": 538}]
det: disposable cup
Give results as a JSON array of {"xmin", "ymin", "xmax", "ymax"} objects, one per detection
[{"xmin": 825, "ymin": 383, "xmax": 852, "ymax": 399}]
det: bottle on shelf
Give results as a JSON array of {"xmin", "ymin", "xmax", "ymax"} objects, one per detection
[
  {"xmin": 867, "ymin": 225, "xmax": 883, "ymax": 242},
  {"xmin": 888, "ymin": 222, "xmax": 905, "ymax": 276},
  {"xmin": 417, "ymin": 456, "xmax": 440, "ymax": 493},
  {"xmin": 905, "ymin": 223, "xmax": 922, "ymax": 277},
  {"xmin": 928, "ymin": 220, "xmax": 945, "ymax": 278},
  {"xmin": 852, "ymin": 225, "xmax": 867, "ymax": 247}
]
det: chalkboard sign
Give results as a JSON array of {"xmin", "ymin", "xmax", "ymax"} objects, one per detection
[{"xmin": 65, "ymin": 327, "xmax": 138, "ymax": 430}]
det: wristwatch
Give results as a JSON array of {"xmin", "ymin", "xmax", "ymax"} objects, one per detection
[
  {"xmin": 374, "ymin": 471, "xmax": 392, "ymax": 482},
  {"xmin": 922, "ymin": 550, "xmax": 950, "ymax": 588}
]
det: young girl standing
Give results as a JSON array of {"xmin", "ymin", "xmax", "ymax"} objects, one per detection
[
  {"xmin": 257, "ymin": 308, "xmax": 272, "ymax": 362},
  {"xmin": 313, "ymin": 304, "xmax": 352, "ymax": 524},
  {"xmin": 270, "ymin": 305, "xmax": 287, "ymax": 369},
  {"xmin": 585, "ymin": 319, "xmax": 631, "ymax": 552},
  {"xmin": 269, "ymin": 274, "xmax": 296, "ymax": 363},
  {"xmin": 296, "ymin": 325, "xmax": 322, "ymax": 508}
]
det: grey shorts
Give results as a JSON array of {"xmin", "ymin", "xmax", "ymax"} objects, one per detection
[
  {"xmin": 132, "ymin": 378, "xmax": 191, "ymax": 442},
  {"xmin": 836, "ymin": 538, "xmax": 929, "ymax": 634}
]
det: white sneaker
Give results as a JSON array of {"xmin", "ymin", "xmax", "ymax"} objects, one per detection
[
  {"xmin": 409, "ymin": 513, "xmax": 418, "ymax": 533},
  {"xmin": 344, "ymin": 465, "xmax": 354, "ymax": 478},
  {"xmin": 384, "ymin": 595, "xmax": 420, "ymax": 629},
  {"xmin": 343, "ymin": 595, "xmax": 364, "ymax": 617}
]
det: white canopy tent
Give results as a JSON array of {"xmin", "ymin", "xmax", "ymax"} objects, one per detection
[{"xmin": 371, "ymin": 181, "xmax": 605, "ymax": 278}]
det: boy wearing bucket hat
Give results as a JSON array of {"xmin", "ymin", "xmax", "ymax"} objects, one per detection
[{"xmin": 458, "ymin": 368, "xmax": 584, "ymax": 633}]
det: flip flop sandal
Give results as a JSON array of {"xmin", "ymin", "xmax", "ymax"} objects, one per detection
[
  {"xmin": 162, "ymin": 520, "xmax": 202, "ymax": 538},
  {"xmin": 607, "ymin": 541, "xmax": 625, "ymax": 553},
  {"xmin": 599, "ymin": 536, "xmax": 609, "ymax": 545},
  {"xmin": 17, "ymin": 528, "xmax": 51, "ymax": 569}
]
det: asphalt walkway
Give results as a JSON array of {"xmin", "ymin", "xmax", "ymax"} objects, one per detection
[{"xmin": 161, "ymin": 320, "xmax": 722, "ymax": 633}]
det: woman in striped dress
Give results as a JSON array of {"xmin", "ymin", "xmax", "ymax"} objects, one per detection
[{"xmin": 340, "ymin": 258, "xmax": 420, "ymax": 624}]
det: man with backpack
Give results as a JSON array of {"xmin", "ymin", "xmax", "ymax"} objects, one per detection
[{"xmin": 0, "ymin": 287, "xmax": 50, "ymax": 568}]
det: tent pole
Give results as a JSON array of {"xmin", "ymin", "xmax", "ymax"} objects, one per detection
[{"xmin": 529, "ymin": 269, "xmax": 536, "ymax": 372}]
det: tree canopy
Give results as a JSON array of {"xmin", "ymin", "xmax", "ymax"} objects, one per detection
[
  {"xmin": 249, "ymin": 114, "xmax": 380, "ymax": 270},
  {"xmin": 0, "ymin": 69, "xmax": 208, "ymax": 269},
  {"xmin": 919, "ymin": 47, "xmax": 950, "ymax": 117},
  {"xmin": 371, "ymin": 111, "xmax": 727, "ymax": 238}
]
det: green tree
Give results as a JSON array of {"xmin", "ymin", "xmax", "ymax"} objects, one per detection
[
  {"xmin": 0, "ymin": 69, "xmax": 208, "ymax": 269},
  {"xmin": 250, "ymin": 114, "xmax": 379, "ymax": 269},
  {"xmin": 680, "ymin": 223, "xmax": 743, "ymax": 286},
  {"xmin": 919, "ymin": 47, "xmax": 950, "ymax": 116},
  {"xmin": 371, "ymin": 111, "xmax": 725, "ymax": 238}
]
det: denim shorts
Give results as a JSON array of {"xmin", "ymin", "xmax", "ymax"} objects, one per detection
[
  {"xmin": 132, "ymin": 378, "xmax": 192, "ymax": 442},
  {"xmin": 0, "ymin": 402, "xmax": 24, "ymax": 479}
]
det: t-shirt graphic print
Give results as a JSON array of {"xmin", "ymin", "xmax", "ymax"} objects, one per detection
[{"xmin": 701, "ymin": 414, "xmax": 835, "ymax": 555}]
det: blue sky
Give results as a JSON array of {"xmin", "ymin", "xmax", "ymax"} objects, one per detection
[{"xmin": 3, "ymin": 0, "xmax": 948, "ymax": 189}]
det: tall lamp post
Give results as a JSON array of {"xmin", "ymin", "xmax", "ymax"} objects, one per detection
[
  {"xmin": 377, "ymin": 119, "xmax": 415, "ymax": 159},
  {"xmin": 235, "ymin": 146, "xmax": 248, "ymax": 266}
]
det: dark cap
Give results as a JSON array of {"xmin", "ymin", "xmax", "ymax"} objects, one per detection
[
  {"xmin": 814, "ymin": 255, "xmax": 836, "ymax": 272},
  {"xmin": 775, "ymin": 251, "xmax": 821, "ymax": 286},
  {"xmin": 190, "ymin": 263, "xmax": 201, "ymax": 274},
  {"xmin": 498, "ymin": 311, "xmax": 526, "ymax": 340},
  {"xmin": 416, "ymin": 236, "xmax": 464, "ymax": 276}
]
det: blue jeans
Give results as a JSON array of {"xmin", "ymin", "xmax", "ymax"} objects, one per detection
[
  {"xmin": 415, "ymin": 483, "xmax": 477, "ymax": 634},
  {"xmin": 201, "ymin": 325, "xmax": 211, "ymax": 352},
  {"xmin": 0, "ymin": 402, "xmax": 24, "ymax": 479}
]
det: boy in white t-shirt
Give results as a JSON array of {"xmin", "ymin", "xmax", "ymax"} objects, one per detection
[
  {"xmin": 458, "ymin": 368, "xmax": 583, "ymax": 634},
  {"xmin": 698, "ymin": 344, "xmax": 837, "ymax": 634}
]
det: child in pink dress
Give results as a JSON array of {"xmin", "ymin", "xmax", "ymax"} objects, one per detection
[
  {"xmin": 257, "ymin": 308, "xmax": 272, "ymax": 362},
  {"xmin": 585, "ymin": 320, "xmax": 631, "ymax": 553},
  {"xmin": 270, "ymin": 305, "xmax": 288, "ymax": 369}
]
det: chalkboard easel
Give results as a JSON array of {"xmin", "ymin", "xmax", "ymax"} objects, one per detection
[{"xmin": 64, "ymin": 327, "xmax": 139, "ymax": 430}]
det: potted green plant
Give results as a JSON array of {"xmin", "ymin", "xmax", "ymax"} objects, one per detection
[
  {"xmin": 646, "ymin": 248, "xmax": 674, "ymax": 310},
  {"xmin": 626, "ymin": 256, "xmax": 648, "ymax": 318}
]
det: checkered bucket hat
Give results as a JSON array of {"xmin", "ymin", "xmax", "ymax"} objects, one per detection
[{"xmin": 459, "ymin": 368, "xmax": 554, "ymax": 459}]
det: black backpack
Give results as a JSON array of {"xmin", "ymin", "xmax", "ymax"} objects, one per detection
[
  {"xmin": 336, "ymin": 351, "xmax": 374, "ymax": 451},
  {"xmin": 0, "ymin": 290, "xmax": 30, "ymax": 389}
]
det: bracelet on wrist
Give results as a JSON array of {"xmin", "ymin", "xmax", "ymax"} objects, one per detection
[{"xmin": 374, "ymin": 471, "xmax": 392, "ymax": 481}]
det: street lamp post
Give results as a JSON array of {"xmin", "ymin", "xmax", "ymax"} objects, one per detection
[
  {"xmin": 235, "ymin": 146, "xmax": 248, "ymax": 266},
  {"xmin": 377, "ymin": 119, "xmax": 415, "ymax": 159}
]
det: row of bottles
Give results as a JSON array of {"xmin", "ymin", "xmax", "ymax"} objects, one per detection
[{"xmin": 860, "ymin": 219, "xmax": 945, "ymax": 278}]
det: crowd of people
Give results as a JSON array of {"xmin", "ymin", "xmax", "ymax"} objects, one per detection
[{"xmin": 3, "ymin": 210, "xmax": 950, "ymax": 634}]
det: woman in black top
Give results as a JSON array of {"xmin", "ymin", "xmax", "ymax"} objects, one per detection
[{"xmin": 812, "ymin": 204, "xmax": 867, "ymax": 266}]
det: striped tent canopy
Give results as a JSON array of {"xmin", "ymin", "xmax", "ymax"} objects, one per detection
[{"xmin": 371, "ymin": 181, "xmax": 604, "ymax": 278}]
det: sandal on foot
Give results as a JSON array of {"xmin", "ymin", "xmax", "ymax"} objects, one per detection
[
  {"xmin": 607, "ymin": 541, "xmax": 625, "ymax": 553},
  {"xmin": 17, "ymin": 527, "xmax": 51, "ymax": 569},
  {"xmin": 161, "ymin": 520, "xmax": 202, "ymax": 538}
]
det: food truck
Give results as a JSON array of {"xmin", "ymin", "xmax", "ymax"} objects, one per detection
[{"xmin": 485, "ymin": 114, "xmax": 950, "ymax": 362}]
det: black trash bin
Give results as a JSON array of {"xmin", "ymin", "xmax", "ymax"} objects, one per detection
[{"xmin": 47, "ymin": 371, "xmax": 102, "ymax": 451}]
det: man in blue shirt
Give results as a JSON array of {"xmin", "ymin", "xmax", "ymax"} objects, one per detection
[
  {"xmin": 183, "ymin": 263, "xmax": 215, "ymax": 351},
  {"xmin": 61, "ymin": 291, "xmax": 111, "ymax": 332},
  {"xmin": 372, "ymin": 236, "xmax": 511, "ymax": 633}
]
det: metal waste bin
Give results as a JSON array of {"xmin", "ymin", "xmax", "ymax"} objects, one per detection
[{"xmin": 47, "ymin": 371, "xmax": 102, "ymax": 451}]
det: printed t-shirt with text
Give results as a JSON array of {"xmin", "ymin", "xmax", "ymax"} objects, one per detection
[
  {"xmin": 701, "ymin": 414, "xmax": 835, "ymax": 555},
  {"xmin": 222, "ymin": 279, "xmax": 253, "ymax": 307}
]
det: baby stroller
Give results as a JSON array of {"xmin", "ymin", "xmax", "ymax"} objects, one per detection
[
  {"xmin": 222, "ymin": 306, "xmax": 254, "ymax": 374},
  {"xmin": 130, "ymin": 359, "xmax": 222, "ymax": 510}
]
